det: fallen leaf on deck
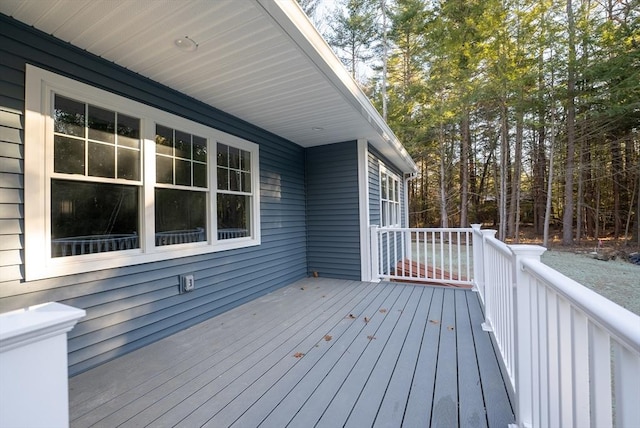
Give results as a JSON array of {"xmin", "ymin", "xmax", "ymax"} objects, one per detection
[
  {"xmin": 324, "ymin": 335, "xmax": 332, "ymax": 341},
  {"xmin": 364, "ymin": 317, "xmax": 370, "ymax": 323},
  {"xmin": 293, "ymin": 352, "xmax": 305, "ymax": 358},
  {"xmin": 367, "ymin": 335, "xmax": 376, "ymax": 340},
  {"xmin": 379, "ymin": 308, "xmax": 387, "ymax": 313},
  {"xmin": 429, "ymin": 319, "xmax": 440, "ymax": 324},
  {"xmin": 447, "ymin": 326, "xmax": 455, "ymax": 331},
  {"xmin": 347, "ymin": 314, "xmax": 356, "ymax": 319}
]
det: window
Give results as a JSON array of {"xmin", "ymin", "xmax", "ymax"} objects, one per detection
[
  {"xmin": 25, "ymin": 65, "xmax": 260, "ymax": 280},
  {"xmin": 154, "ymin": 125, "xmax": 207, "ymax": 246},
  {"xmin": 380, "ymin": 166, "xmax": 401, "ymax": 227},
  {"xmin": 216, "ymin": 143, "xmax": 251, "ymax": 239},
  {"xmin": 51, "ymin": 95, "xmax": 142, "ymax": 257}
]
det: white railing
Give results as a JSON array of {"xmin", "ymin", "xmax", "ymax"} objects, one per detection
[
  {"xmin": 513, "ymin": 255, "xmax": 640, "ymax": 428},
  {"xmin": 370, "ymin": 224, "xmax": 640, "ymax": 428},
  {"xmin": 370, "ymin": 226, "xmax": 473, "ymax": 287}
]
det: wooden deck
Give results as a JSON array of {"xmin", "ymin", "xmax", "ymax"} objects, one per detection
[{"xmin": 69, "ymin": 278, "xmax": 514, "ymax": 427}]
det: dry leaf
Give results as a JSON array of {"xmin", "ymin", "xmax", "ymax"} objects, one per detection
[
  {"xmin": 364, "ymin": 317, "xmax": 370, "ymax": 323},
  {"xmin": 367, "ymin": 335, "xmax": 376, "ymax": 340},
  {"xmin": 293, "ymin": 352, "xmax": 305, "ymax": 358},
  {"xmin": 379, "ymin": 308, "xmax": 387, "ymax": 313},
  {"xmin": 447, "ymin": 326, "xmax": 455, "ymax": 331},
  {"xmin": 347, "ymin": 314, "xmax": 356, "ymax": 319},
  {"xmin": 429, "ymin": 319, "xmax": 440, "ymax": 324},
  {"xmin": 324, "ymin": 335, "xmax": 332, "ymax": 341}
]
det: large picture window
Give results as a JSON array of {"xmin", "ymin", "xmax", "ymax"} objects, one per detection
[
  {"xmin": 25, "ymin": 65, "xmax": 260, "ymax": 280},
  {"xmin": 380, "ymin": 166, "xmax": 401, "ymax": 227}
]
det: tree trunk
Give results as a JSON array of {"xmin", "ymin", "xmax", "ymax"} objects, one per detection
[
  {"xmin": 612, "ymin": 138, "xmax": 622, "ymax": 238},
  {"xmin": 439, "ymin": 126, "xmax": 449, "ymax": 228},
  {"xmin": 499, "ymin": 102, "xmax": 509, "ymax": 241},
  {"xmin": 544, "ymin": 106, "xmax": 557, "ymax": 248},
  {"xmin": 380, "ymin": 0, "xmax": 388, "ymax": 121},
  {"xmin": 562, "ymin": 0, "xmax": 576, "ymax": 245},
  {"xmin": 509, "ymin": 106, "xmax": 523, "ymax": 240},
  {"xmin": 460, "ymin": 109, "xmax": 470, "ymax": 227}
]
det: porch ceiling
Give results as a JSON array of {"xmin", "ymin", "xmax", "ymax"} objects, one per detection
[{"xmin": 0, "ymin": 0, "xmax": 417, "ymax": 173}]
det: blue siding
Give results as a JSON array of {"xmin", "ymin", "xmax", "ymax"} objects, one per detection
[
  {"xmin": 0, "ymin": 14, "xmax": 308, "ymax": 375},
  {"xmin": 368, "ymin": 145, "xmax": 406, "ymax": 274},
  {"xmin": 306, "ymin": 142, "xmax": 361, "ymax": 280}
]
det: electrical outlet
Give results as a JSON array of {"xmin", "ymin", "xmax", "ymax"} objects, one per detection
[{"xmin": 179, "ymin": 274, "xmax": 195, "ymax": 293}]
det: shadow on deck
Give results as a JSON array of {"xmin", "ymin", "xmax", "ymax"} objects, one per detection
[{"xmin": 69, "ymin": 278, "xmax": 514, "ymax": 427}]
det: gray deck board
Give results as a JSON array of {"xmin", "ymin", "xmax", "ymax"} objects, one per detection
[
  {"xmin": 69, "ymin": 279, "xmax": 514, "ymax": 428},
  {"xmin": 402, "ymin": 287, "xmax": 445, "ymax": 426},
  {"xmin": 370, "ymin": 286, "xmax": 435, "ymax": 427},
  {"xmin": 431, "ymin": 287, "xmax": 459, "ymax": 427},
  {"xmin": 456, "ymin": 290, "xmax": 488, "ymax": 428},
  {"xmin": 468, "ymin": 290, "xmax": 516, "ymax": 427}
]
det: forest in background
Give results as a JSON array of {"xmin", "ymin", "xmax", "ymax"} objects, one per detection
[{"xmin": 298, "ymin": 0, "xmax": 639, "ymax": 246}]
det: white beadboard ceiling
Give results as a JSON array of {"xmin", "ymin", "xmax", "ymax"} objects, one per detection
[{"xmin": 1, "ymin": 0, "xmax": 416, "ymax": 172}]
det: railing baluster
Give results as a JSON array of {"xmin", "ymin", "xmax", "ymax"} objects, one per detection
[
  {"xmin": 571, "ymin": 309, "xmax": 590, "ymax": 427},
  {"xmin": 588, "ymin": 324, "xmax": 612, "ymax": 428},
  {"xmin": 613, "ymin": 341, "xmax": 640, "ymax": 427}
]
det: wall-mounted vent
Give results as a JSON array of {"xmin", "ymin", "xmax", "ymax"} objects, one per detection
[{"xmin": 179, "ymin": 274, "xmax": 195, "ymax": 293}]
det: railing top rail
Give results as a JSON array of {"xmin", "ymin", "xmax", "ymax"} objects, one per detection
[
  {"xmin": 484, "ymin": 234, "xmax": 513, "ymax": 258},
  {"xmin": 376, "ymin": 227, "xmax": 474, "ymax": 233},
  {"xmin": 521, "ymin": 257, "xmax": 640, "ymax": 354}
]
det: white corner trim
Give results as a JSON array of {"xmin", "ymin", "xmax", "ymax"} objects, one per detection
[{"xmin": 357, "ymin": 139, "xmax": 371, "ymax": 281}]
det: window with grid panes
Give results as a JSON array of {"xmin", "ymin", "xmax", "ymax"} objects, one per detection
[
  {"xmin": 25, "ymin": 65, "xmax": 261, "ymax": 280},
  {"xmin": 380, "ymin": 167, "xmax": 401, "ymax": 227}
]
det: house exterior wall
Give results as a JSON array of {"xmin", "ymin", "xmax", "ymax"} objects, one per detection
[
  {"xmin": 0, "ymin": 15, "xmax": 308, "ymax": 375},
  {"xmin": 367, "ymin": 145, "xmax": 407, "ymax": 275},
  {"xmin": 305, "ymin": 141, "xmax": 361, "ymax": 280}
]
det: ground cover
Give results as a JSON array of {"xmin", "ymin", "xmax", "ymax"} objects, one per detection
[{"xmin": 540, "ymin": 249, "xmax": 639, "ymax": 316}]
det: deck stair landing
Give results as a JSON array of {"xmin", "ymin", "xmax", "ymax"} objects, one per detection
[
  {"xmin": 395, "ymin": 259, "xmax": 472, "ymax": 288},
  {"xmin": 69, "ymin": 278, "xmax": 514, "ymax": 427}
]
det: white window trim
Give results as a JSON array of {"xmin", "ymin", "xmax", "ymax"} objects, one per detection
[
  {"xmin": 25, "ymin": 65, "xmax": 261, "ymax": 280},
  {"xmin": 379, "ymin": 163, "xmax": 401, "ymax": 228}
]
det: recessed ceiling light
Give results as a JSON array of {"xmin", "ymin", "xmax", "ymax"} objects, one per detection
[{"xmin": 175, "ymin": 36, "xmax": 198, "ymax": 52}]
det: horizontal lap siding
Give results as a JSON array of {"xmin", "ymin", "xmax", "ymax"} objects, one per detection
[
  {"xmin": 0, "ymin": 15, "xmax": 308, "ymax": 375},
  {"xmin": 306, "ymin": 142, "xmax": 360, "ymax": 280},
  {"xmin": 368, "ymin": 145, "xmax": 406, "ymax": 274}
]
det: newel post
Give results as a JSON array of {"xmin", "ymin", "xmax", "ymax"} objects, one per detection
[
  {"xmin": 508, "ymin": 245, "xmax": 547, "ymax": 428},
  {"xmin": 470, "ymin": 224, "xmax": 484, "ymax": 294},
  {"xmin": 480, "ymin": 229, "xmax": 497, "ymax": 331},
  {"xmin": 0, "ymin": 302, "xmax": 85, "ymax": 428},
  {"xmin": 369, "ymin": 225, "xmax": 380, "ymax": 282}
]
